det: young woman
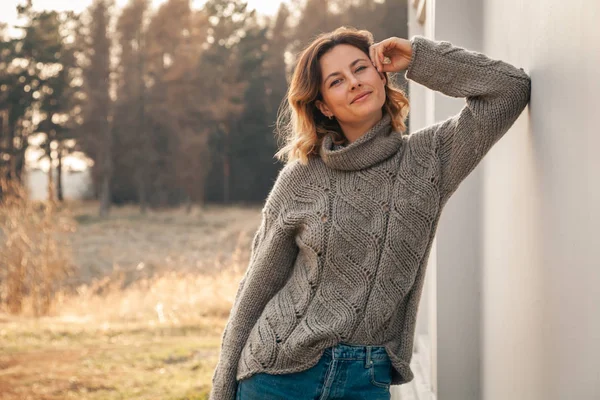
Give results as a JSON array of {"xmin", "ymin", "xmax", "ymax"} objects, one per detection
[{"xmin": 209, "ymin": 27, "xmax": 531, "ymax": 400}]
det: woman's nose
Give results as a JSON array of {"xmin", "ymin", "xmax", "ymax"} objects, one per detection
[{"xmin": 349, "ymin": 79, "xmax": 362, "ymax": 90}]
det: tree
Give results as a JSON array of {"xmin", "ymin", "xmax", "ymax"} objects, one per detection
[
  {"xmin": 289, "ymin": 0, "xmax": 340, "ymax": 54},
  {"xmin": 146, "ymin": 1, "xmax": 211, "ymax": 210},
  {"xmin": 228, "ymin": 15, "xmax": 280, "ymax": 201},
  {"xmin": 199, "ymin": 0, "xmax": 250, "ymax": 204},
  {"xmin": 0, "ymin": 2, "xmax": 42, "ymax": 187},
  {"xmin": 112, "ymin": 0, "xmax": 151, "ymax": 209},
  {"xmin": 79, "ymin": 0, "xmax": 114, "ymax": 216},
  {"xmin": 32, "ymin": 10, "xmax": 81, "ymax": 202}
]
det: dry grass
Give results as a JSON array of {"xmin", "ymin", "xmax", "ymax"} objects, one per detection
[
  {"xmin": 52, "ymin": 267, "xmax": 245, "ymax": 325},
  {"xmin": 0, "ymin": 195, "xmax": 262, "ymax": 399},
  {"xmin": 65, "ymin": 201, "xmax": 261, "ymax": 284},
  {"xmin": 0, "ymin": 179, "xmax": 76, "ymax": 316}
]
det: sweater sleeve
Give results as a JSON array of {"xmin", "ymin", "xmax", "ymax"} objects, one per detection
[
  {"xmin": 208, "ymin": 165, "xmax": 299, "ymax": 400},
  {"xmin": 404, "ymin": 35, "xmax": 532, "ymax": 205}
]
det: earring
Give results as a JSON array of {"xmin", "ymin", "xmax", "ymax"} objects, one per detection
[{"xmin": 328, "ymin": 115, "xmax": 333, "ymax": 120}]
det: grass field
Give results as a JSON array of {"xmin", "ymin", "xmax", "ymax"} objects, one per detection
[{"xmin": 0, "ymin": 201, "xmax": 261, "ymax": 400}]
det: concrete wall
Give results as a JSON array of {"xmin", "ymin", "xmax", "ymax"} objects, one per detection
[
  {"xmin": 406, "ymin": 0, "xmax": 485, "ymax": 398},
  {"xmin": 428, "ymin": 0, "xmax": 485, "ymax": 399},
  {"xmin": 480, "ymin": 1, "xmax": 600, "ymax": 399},
  {"xmin": 408, "ymin": 0, "xmax": 599, "ymax": 399}
]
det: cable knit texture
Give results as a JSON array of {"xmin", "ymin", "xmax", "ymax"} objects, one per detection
[{"xmin": 209, "ymin": 35, "xmax": 531, "ymax": 400}]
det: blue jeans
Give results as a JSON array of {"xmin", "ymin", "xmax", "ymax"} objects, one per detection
[{"xmin": 236, "ymin": 343, "xmax": 392, "ymax": 400}]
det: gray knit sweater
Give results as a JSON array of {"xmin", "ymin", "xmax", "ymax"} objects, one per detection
[{"xmin": 209, "ymin": 35, "xmax": 531, "ymax": 400}]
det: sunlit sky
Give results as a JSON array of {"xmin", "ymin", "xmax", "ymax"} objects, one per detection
[{"xmin": 1, "ymin": 0, "xmax": 288, "ymax": 36}]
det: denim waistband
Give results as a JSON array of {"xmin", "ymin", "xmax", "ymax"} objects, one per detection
[{"xmin": 322, "ymin": 342, "xmax": 390, "ymax": 366}]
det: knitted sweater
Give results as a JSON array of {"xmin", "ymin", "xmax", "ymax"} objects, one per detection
[{"xmin": 209, "ymin": 35, "xmax": 531, "ymax": 400}]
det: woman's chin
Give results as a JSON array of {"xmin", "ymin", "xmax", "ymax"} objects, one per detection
[
  {"xmin": 338, "ymin": 104, "xmax": 384, "ymax": 124},
  {"xmin": 354, "ymin": 106, "xmax": 383, "ymax": 121}
]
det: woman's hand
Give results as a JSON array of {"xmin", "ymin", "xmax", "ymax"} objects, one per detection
[{"xmin": 369, "ymin": 37, "xmax": 413, "ymax": 73}]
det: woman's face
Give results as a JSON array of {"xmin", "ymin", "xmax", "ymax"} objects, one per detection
[{"xmin": 316, "ymin": 43, "xmax": 386, "ymax": 126}]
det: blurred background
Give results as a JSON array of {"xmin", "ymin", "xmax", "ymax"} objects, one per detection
[
  {"xmin": 0, "ymin": 0, "xmax": 408, "ymax": 399},
  {"xmin": 0, "ymin": 0, "xmax": 408, "ymax": 207}
]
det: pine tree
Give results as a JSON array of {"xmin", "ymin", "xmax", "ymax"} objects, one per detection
[
  {"xmin": 80, "ymin": 0, "xmax": 114, "ymax": 216},
  {"xmin": 198, "ymin": 0, "xmax": 250, "ymax": 204},
  {"xmin": 113, "ymin": 0, "xmax": 151, "ymax": 209},
  {"xmin": 33, "ymin": 10, "xmax": 80, "ymax": 202},
  {"xmin": 0, "ymin": 2, "xmax": 41, "ymax": 186}
]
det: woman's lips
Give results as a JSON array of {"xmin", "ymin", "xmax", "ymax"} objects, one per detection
[{"xmin": 351, "ymin": 91, "xmax": 372, "ymax": 104}]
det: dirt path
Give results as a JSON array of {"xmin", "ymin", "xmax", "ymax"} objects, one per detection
[{"xmin": 0, "ymin": 319, "xmax": 226, "ymax": 400}]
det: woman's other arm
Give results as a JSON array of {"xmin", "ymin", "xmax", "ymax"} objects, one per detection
[{"xmin": 209, "ymin": 165, "xmax": 299, "ymax": 400}]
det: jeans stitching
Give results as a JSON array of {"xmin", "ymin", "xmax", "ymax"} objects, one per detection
[
  {"xmin": 313, "ymin": 355, "xmax": 330, "ymax": 400},
  {"xmin": 318, "ymin": 359, "xmax": 337, "ymax": 400},
  {"xmin": 369, "ymin": 363, "xmax": 392, "ymax": 389}
]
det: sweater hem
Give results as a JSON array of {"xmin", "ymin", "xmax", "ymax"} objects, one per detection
[
  {"xmin": 384, "ymin": 345, "xmax": 414, "ymax": 385},
  {"xmin": 235, "ymin": 344, "xmax": 414, "ymax": 386},
  {"xmin": 236, "ymin": 346, "xmax": 327, "ymax": 381}
]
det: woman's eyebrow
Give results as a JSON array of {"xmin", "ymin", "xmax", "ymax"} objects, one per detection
[{"xmin": 324, "ymin": 58, "xmax": 368, "ymax": 84}]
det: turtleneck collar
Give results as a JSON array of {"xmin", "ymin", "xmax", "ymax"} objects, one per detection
[{"xmin": 319, "ymin": 112, "xmax": 404, "ymax": 171}]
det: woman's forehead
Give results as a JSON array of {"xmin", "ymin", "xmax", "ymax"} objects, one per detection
[{"xmin": 320, "ymin": 44, "xmax": 368, "ymax": 75}]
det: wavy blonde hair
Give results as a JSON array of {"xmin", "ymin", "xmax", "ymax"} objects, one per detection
[{"xmin": 274, "ymin": 26, "xmax": 410, "ymax": 165}]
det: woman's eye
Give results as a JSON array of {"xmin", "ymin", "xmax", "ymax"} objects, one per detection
[
  {"xmin": 330, "ymin": 79, "xmax": 341, "ymax": 87},
  {"xmin": 356, "ymin": 65, "xmax": 367, "ymax": 72}
]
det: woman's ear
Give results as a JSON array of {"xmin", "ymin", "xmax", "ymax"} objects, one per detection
[
  {"xmin": 315, "ymin": 100, "xmax": 331, "ymax": 118},
  {"xmin": 379, "ymin": 71, "xmax": 388, "ymax": 85}
]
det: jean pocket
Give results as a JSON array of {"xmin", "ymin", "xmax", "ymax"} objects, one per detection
[{"xmin": 369, "ymin": 359, "xmax": 392, "ymax": 389}]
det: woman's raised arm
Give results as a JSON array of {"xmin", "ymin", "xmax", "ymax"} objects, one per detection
[
  {"xmin": 403, "ymin": 36, "xmax": 532, "ymax": 204},
  {"xmin": 371, "ymin": 35, "xmax": 532, "ymax": 204}
]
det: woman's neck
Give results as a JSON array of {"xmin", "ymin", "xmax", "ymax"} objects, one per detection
[
  {"xmin": 338, "ymin": 109, "xmax": 384, "ymax": 144},
  {"xmin": 319, "ymin": 112, "xmax": 403, "ymax": 171}
]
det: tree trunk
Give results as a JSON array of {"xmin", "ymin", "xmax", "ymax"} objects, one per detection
[
  {"xmin": 137, "ymin": 28, "xmax": 148, "ymax": 214},
  {"xmin": 99, "ymin": 118, "xmax": 113, "ymax": 217},
  {"xmin": 13, "ymin": 146, "xmax": 26, "ymax": 182},
  {"xmin": 57, "ymin": 143, "xmax": 64, "ymax": 202},
  {"xmin": 47, "ymin": 149, "xmax": 55, "ymax": 203},
  {"xmin": 185, "ymin": 194, "xmax": 192, "ymax": 214},
  {"xmin": 138, "ymin": 173, "xmax": 147, "ymax": 214},
  {"xmin": 223, "ymin": 128, "xmax": 230, "ymax": 204}
]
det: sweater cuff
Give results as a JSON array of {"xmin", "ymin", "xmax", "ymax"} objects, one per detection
[
  {"xmin": 404, "ymin": 35, "xmax": 459, "ymax": 95},
  {"xmin": 209, "ymin": 359, "xmax": 239, "ymax": 400},
  {"xmin": 209, "ymin": 374, "xmax": 238, "ymax": 400},
  {"xmin": 404, "ymin": 35, "xmax": 427, "ymax": 85}
]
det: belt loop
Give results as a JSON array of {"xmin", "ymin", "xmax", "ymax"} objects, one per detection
[{"xmin": 365, "ymin": 346, "xmax": 372, "ymax": 368}]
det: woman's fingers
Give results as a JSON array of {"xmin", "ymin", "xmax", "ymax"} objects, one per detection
[
  {"xmin": 371, "ymin": 37, "xmax": 411, "ymax": 73},
  {"xmin": 376, "ymin": 45, "xmax": 384, "ymax": 72},
  {"xmin": 369, "ymin": 44, "xmax": 381, "ymax": 72},
  {"xmin": 369, "ymin": 45, "xmax": 377, "ymax": 70},
  {"xmin": 371, "ymin": 40, "xmax": 393, "ymax": 72}
]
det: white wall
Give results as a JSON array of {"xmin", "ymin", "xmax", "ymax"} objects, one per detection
[
  {"xmin": 408, "ymin": 0, "xmax": 600, "ymax": 399},
  {"xmin": 481, "ymin": 1, "xmax": 600, "ymax": 399},
  {"xmin": 430, "ymin": 0, "xmax": 485, "ymax": 398},
  {"xmin": 394, "ymin": 3, "xmax": 439, "ymax": 399},
  {"xmin": 407, "ymin": 0, "xmax": 485, "ymax": 398}
]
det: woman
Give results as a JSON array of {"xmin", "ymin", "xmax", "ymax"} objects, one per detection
[{"xmin": 209, "ymin": 27, "xmax": 531, "ymax": 400}]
